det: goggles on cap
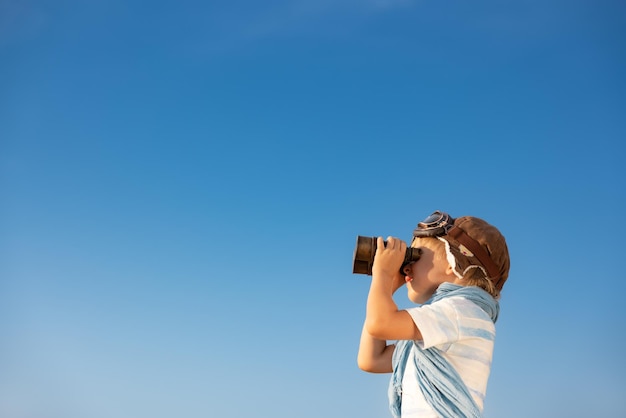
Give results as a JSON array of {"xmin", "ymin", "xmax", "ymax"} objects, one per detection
[
  {"xmin": 413, "ymin": 210, "xmax": 456, "ymax": 237},
  {"xmin": 412, "ymin": 211, "xmax": 501, "ymax": 283}
]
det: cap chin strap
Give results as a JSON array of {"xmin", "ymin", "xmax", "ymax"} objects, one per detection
[
  {"xmin": 447, "ymin": 226, "xmax": 500, "ymax": 278},
  {"xmin": 437, "ymin": 237, "xmax": 464, "ymax": 280},
  {"xmin": 437, "ymin": 237, "xmax": 489, "ymax": 280}
]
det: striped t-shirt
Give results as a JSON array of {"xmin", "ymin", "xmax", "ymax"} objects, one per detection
[{"xmin": 399, "ymin": 296, "xmax": 496, "ymax": 417}]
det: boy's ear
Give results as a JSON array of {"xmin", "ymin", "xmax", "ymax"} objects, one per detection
[{"xmin": 445, "ymin": 265, "xmax": 456, "ymax": 277}]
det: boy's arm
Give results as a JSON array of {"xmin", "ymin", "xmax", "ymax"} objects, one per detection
[
  {"xmin": 357, "ymin": 323, "xmax": 394, "ymax": 373},
  {"xmin": 365, "ymin": 237, "xmax": 422, "ymax": 342}
]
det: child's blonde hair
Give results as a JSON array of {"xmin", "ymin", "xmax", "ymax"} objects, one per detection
[{"xmin": 459, "ymin": 264, "xmax": 500, "ymax": 299}]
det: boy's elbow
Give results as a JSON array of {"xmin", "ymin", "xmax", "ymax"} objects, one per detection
[
  {"xmin": 357, "ymin": 353, "xmax": 392, "ymax": 373},
  {"xmin": 365, "ymin": 318, "xmax": 389, "ymax": 341},
  {"xmin": 357, "ymin": 356, "xmax": 376, "ymax": 373}
]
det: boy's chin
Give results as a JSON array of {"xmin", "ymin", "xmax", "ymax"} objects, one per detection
[{"xmin": 407, "ymin": 289, "xmax": 432, "ymax": 304}]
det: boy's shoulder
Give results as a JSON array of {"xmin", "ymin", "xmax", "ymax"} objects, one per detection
[{"xmin": 410, "ymin": 295, "xmax": 495, "ymax": 325}]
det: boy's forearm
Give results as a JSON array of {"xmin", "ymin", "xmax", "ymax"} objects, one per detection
[
  {"xmin": 361, "ymin": 237, "xmax": 420, "ymax": 345},
  {"xmin": 365, "ymin": 272, "xmax": 399, "ymax": 334},
  {"xmin": 365, "ymin": 271, "xmax": 422, "ymax": 341}
]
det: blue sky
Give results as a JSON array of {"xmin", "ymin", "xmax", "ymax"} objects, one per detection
[{"xmin": 1, "ymin": 1, "xmax": 625, "ymax": 417}]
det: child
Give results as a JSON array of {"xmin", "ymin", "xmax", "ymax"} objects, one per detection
[{"xmin": 357, "ymin": 211, "xmax": 510, "ymax": 418}]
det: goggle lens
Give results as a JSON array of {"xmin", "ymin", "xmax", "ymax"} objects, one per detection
[{"xmin": 414, "ymin": 211, "xmax": 454, "ymax": 237}]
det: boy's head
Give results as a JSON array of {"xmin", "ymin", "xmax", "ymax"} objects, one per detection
[{"xmin": 411, "ymin": 211, "xmax": 510, "ymax": 299}]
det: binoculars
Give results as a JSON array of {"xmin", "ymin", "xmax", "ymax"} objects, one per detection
[{"xmin": 352, "ymin": 236, "xmax": 422, "ymax": 275}]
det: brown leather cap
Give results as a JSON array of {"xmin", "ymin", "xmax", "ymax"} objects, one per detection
[{"xmin": 441, "ymin": 216, "xmax": 510, "ymax": 291}]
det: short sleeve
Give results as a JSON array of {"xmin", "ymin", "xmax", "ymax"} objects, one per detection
[
  {"xmin": 406, "ymin": 296, "xmax": 495, "ymax": 351},
  {"xmin": 405, "ymin": 298, "xmax": 462, "ymax": 350}
]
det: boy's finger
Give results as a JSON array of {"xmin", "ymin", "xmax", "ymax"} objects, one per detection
[
  {"xmin": 386, "ymin": 237, "xmax": 405, "ymax": 251},
  {"xmin": 377, "ymin": 236, "xmax": 386, "ymax": 252}
]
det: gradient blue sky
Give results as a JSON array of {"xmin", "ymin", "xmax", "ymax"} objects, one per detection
[{"xmin": 1, "ymin": 1, "xmax": 625, "ymax": 417}]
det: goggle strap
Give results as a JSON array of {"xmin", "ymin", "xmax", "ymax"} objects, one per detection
[{"xmin": 447, "ymin": 226, "xmax": 501, "ymax": 285}]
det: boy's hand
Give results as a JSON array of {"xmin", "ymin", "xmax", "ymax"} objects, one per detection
[{"xmin": 372, "ymin": 236, "xmax": 406, "ymax": 292}]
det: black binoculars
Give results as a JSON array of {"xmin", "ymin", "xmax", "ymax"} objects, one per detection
[{"xmin": 352, "ymin": 236, "xmax": 422, "ymax": 275}]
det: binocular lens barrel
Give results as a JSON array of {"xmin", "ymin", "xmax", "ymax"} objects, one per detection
[{"xmin": 352, "ymin": 236, "xmax": 422, "ymax": 275}]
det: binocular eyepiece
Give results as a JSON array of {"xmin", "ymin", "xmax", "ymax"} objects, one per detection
[{"xmin": 352, "ymin": 236, "xmax": 422, "ymax": 275}]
